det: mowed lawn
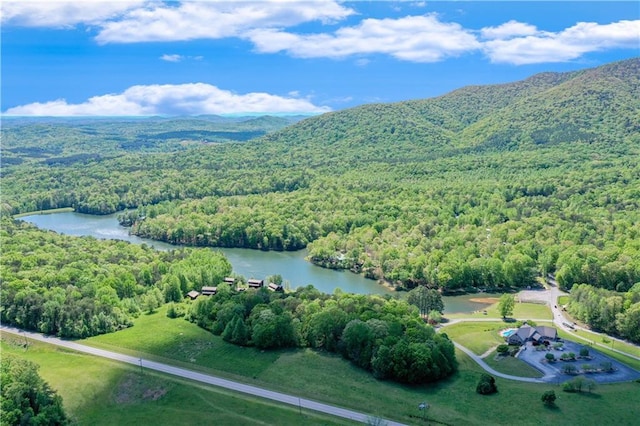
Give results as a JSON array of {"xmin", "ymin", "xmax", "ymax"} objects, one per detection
[
  {"xmin": 569, "ymin": 328, "xmax": 640, "ymax": 359},
  {"xmin": 482, "ymin": 349, "xmax": 544, "ymax": 378},
  {"xmin": 0, "ymin": 334, "xmax": 352, "ymax": 426},
  {"xmin": 446, "ymin": 301, "xmax": 553, "ymax": 321},
  {"xmin": 70, "ymin": 307, "xmax": 640, "ymax": 425},
  {"xmin": 441, "ymin": 321, "xmax": 507, "ymax": 355}
]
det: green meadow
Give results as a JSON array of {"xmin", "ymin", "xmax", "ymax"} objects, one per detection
[
  {"xmin": 446, "ymin": 301, "xmax": 553, "ymax": 321},
  {"xmin": 0, "ymin": 334, "xmax": 351, "ymax": 426},
  {"xmin": 4, "ymin": 302, "xmax": 639, "ymax": 425}
]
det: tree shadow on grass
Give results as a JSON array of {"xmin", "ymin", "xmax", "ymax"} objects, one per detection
[{"xmin": 543, "ymin": 404, "xmax": 562, "ymax": 413}]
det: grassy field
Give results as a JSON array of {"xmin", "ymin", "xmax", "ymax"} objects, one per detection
[
  {"xmin": 446, "ymin": 302, "xmax": 552, "ymax": 321},
  {"xmin": 483, "ymin": 350, "xmax": 544, "ymax": 378},
  {"xmin": 8, "ymin": 307, "xmax": 640, "ymax": 425},
  {"xmin": 0, "ymin": 334, "xmax": 351, "ymax": 426},
  {"xmin": 566, "ymin": 328, "xmax": 640, "ymax": 359},
  {"xmin": 440, "ymin": 321, "xmax": 508, "ymax": 355}
]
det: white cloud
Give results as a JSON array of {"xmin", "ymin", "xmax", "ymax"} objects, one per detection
[
  {"xmin": 481, "ymin": 20, "xmax": 538, "ymax": 40},
  {"xmin": 160, "ymin": 54, "xmax": 183, "ymax": 62},
  {"xmin": 248, "ymin": 14, "xmax": 481, "ymax": 62},
  {"xmin": 2, "ymin": 1, "xmax": 637, "ymax": 67},
  {"xmin": 94, "ymin": 1, "xmax": 354, "ymax": 44},
  {"xmin": 4, "ymin": 83, "xmax": 331, "ymax": 116},
  {"xmin": 0, "ymin": 0, "xmax": 144, "ymax": 28},
  {"xmin": 483, "ymin": 20, "xmax": 640, "ymax": 64}
]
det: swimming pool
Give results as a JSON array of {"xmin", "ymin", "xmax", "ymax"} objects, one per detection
[{"xmin": 500, "ymin": 328, "xmax": 517, "ymax": 337}]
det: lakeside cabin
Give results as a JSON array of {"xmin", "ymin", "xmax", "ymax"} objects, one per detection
[
  {"xmin": 268, "ymin": 282, "xmax": 284, "ymax": 292},
  {"xmin": 201, "ymin": 286, "xmax": 218, "ymax": 296},
  {"xmin": 224, "ymin": 277, "xmax": 235, "ymax": 285},
  {"xmin": 247, "ymin": 279, "xmax": 264, "ymax": 288},
  {"xmin": 186, "ymin": 290, "xmax": 200, "ymax": 300}
]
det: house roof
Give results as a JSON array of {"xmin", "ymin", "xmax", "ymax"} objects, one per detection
[
  {"xmin": 536, "ymin": 326, "xmax": 557, "ymax": 338},
  {"xmin": 508, "ymin": 324, "xmax": 557, "ymax": 343}
]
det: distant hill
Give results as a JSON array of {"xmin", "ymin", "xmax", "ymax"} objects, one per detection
[
  {"xmin": 3, "ymin": 59, "xmax": 639, "ymax": 299},
  {"xmin": 258, "ymin": 58, "xmax": 639, "ymax": 161},
  {"xmin": 0, "ymin": 114, "xmax": 300, "ymax": 163}
]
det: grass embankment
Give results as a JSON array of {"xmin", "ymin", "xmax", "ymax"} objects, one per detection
[
  {"xmin": 446, "ymin": 301, "xmax": 553, "ymax": 321},
  {"xmin": 571, "ymin": 329, "xmax": 640, "ymax": 358},
  {"xmin": 75, "ymin": 306, "xmax": 640, "ymax": 425},
  {"xmin": 482, "ymin": 350, "xmax": 544, "ymax": 378},
  {"xmin": 12, "ymin": 207, "xmax": 74, "ymax": 218},
  {"xmin": 0, "ymin": 334, "xmax": 351, "ymax": 426}
]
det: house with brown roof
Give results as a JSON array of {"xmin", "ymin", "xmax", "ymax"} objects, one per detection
[
  {"xmin": 247, "ymin": 279, "xmax": 264, "ymax": 288},
  {"xmin": 507, "ymin": 324, "xmax": 557, "ymax": 345},
  {"xmin": 201, "ymin": 286, "xmax": 218, "ymax": 296},
  {"xmin": 186, "ymin": 290, "xmax": 200, "ymax": 300},
  {"xmin": 268, "ymin": 282, "xmax": 283, "ymax": 292}
]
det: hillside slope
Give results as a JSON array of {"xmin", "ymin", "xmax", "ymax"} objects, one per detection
[{"xmin": 4, "ymin": 59, "xmax": 639, "ymax": 302}]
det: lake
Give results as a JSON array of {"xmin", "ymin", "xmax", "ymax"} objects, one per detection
[{"xmin": 19, "ymin": 211, "xmax": 496, "ymax": 312}]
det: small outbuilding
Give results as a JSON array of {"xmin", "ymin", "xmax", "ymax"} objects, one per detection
[
  {"xmin": 224, "ymin": 277, "xmax": 236, "ymax": 284},
  {"xmin": 186, "ymin": 290, "xmax": 200, "ymax": 300}
]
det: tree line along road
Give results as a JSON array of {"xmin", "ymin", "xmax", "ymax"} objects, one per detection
[{"xmin": 0, "ymin": 326, "xmax": 406, "ymax": 426}]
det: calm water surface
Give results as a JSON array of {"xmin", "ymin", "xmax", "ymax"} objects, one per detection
[{"xmin": 20, "ymin": 211, "xmax": 493, "ymax": 312}]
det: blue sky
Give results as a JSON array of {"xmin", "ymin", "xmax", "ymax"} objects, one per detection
[{"xmin": 2, "ymin": 1, "xmax": 639, "ymax": 116}]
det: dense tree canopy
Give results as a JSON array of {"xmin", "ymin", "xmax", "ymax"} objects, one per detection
[
  {"xmin": 566, "ymin": 283, "xmax": 640, "ymax": 343},
  {"xmin": 0, "ymin": 218, "xmax": 231, "ymax": 338},
  {"xmin": 1, "ymin": 356, "xmax": 69, "ymax": 425},
  {"xmin": 185, "ymin": 285, "xmax": 457, "ymax": 384},
  {"xmin": 1, "ymin": 59, "xmax": 638, "ymax": 295}
]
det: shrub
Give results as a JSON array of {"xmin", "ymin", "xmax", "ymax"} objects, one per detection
[
  {"xmin": 476, "ymin": 374, "xmax": 498, "ymax": 395},
  {"xmin": 541, "ymin": 390, "xmax": 557, "ymax": 406},
  {"xmin": 579, "ymin": 347, "xmax": 589, "ymax": 357},
  {"xmin": 545, "ymin": 353, "xmax": 555, "ymax": 362},
  {"xmin": 562, "ymin": 364, "xmax": 578, "ymax": 374},
  {"xmin": 568, "ymin": 352, "xmax": 576, "ymax": 360},
  {"xmin": 496, "ymin": 344, "xmax": 509, "ymax": 355},
  {"xmin": 563, "ymin": 375, "xmax": 596, "ymax": 393},
  {"xmin": 166, "ymin": 303, "xmax": 185, "ymax": 318},
  {"xmin": 600, "ymin": 361, "xmax": 613, "ymax": 372}
]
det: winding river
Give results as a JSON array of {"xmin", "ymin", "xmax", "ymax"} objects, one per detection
[{"xmin": 20, "ymin": 211, "xmax": 496, "ymax": 313}]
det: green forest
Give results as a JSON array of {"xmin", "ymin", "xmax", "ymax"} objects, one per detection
[
  {"xmin": 2, "ymin": 58, "xmax": 639, "ymax": 344},
  {"xmin": 186, "ymin": 284, "xmax": 456, "ymax": 384}
]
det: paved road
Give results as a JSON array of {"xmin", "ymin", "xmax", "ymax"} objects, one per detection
[
  {"xmin": 1, "ymin": 326, "xmax": 405, "ymax": 426},
  {"xmin": 544, "ymin": 279, "xmax": 640, "ymax": 362}
]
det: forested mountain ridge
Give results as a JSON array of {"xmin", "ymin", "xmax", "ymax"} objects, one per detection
[
  {"xmin": 3, "ymin": 59, "xmax": 639, "ymax": 310},
  {"xmin": 0, "ymin": 114, "xmax": 299, "ymax": 164},
  {"xmin": 262, "ymin": 57, "xmax": 639, "ymax": 156}
]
